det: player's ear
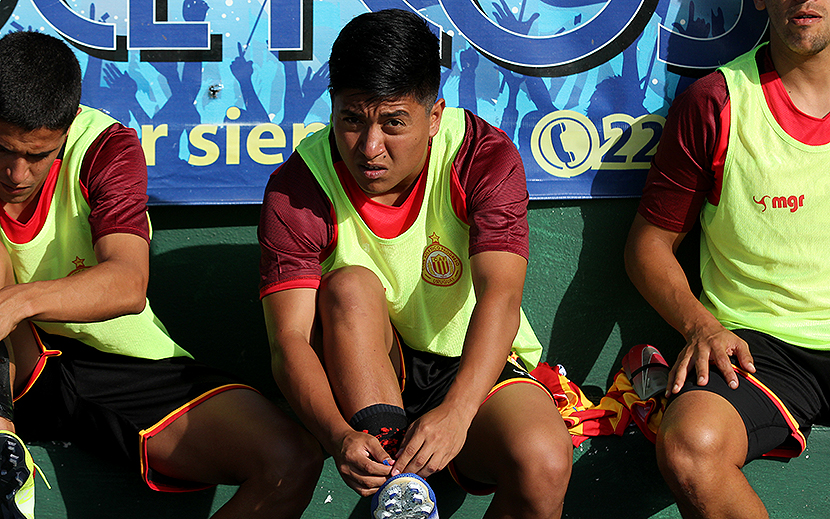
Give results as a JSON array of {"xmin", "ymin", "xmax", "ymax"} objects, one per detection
[{"xmin": 428, "ymin": 99, "xmax": 445, "ymax": 138}]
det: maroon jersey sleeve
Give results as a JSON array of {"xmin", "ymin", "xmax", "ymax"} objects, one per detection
[
  {"xmin": 258, "ymin": 151, "xmax": 334, "ymax": 297},
  {"xmin": 638, "ymin": 72, "xmax": 729, "ymax": 233},
  {"xmin": 455, "ymin": 111, "xmax": 530, "ymax": 259},
  {"xmin": 80, "ymin": 124, "xmax": 151, "ymax": 244}
]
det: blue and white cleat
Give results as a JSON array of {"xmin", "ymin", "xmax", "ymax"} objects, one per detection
[
  {"xmin": 0, "ymin": 431, "xmax": 34, "ymax": 519},
  {"xmin": 371, "ymin": 473, "xmax": 438, "ymax": 519}
]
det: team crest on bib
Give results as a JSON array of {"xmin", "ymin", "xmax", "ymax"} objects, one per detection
[
  {"xmin": 67, "ymin": 256, "xmax": 91, "ymax": 276},
  {"xmin": 422, "ymin": 233, "xmax": 462, "ymax": 286}
]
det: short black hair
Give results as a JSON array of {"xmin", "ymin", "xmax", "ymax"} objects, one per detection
[
  {"xmin": 0, "ymin": 31, "xmax": 82, "ymax": 132},
  {"xmin": 328, "ymin": 9, "xmax": 440, "ymax": 107}
]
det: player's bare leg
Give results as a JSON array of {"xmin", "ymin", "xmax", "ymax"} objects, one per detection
[
  {"xmin": 657, "ymin": 391, "xmax": 768, "ymax": 519},
  {"xmin": 453, "ymin": 382, "xmax": 572, "ymax": 519},
  {"xmin": 317, "ymin": 265, "xmax": 403, "ymax": 417},
  {"xmin": 147, "ymin": 388, "xmax": 323, "ymax": 519}
]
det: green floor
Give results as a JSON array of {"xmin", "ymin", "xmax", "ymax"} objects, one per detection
[{"xmin": 28, "ymin": 425, "xmax": 830, "ymax": 518}]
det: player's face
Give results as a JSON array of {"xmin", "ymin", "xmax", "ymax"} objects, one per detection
[
  {"xmin": 758, "ymin": 0, "xmax": 830, "ymax": 56},
  {"xmin": 331, "ymin": 91, "xmax": 444, "ymax": 206},
  {"xmin": 0, "ymin": 120, "xmax": 66, "ymax": 207}
]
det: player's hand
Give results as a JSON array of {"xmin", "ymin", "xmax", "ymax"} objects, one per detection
[
  {"xmin": 332, "ymin": 429, "xmax": 393, "ymax": 497},
  {"xmin": 393, "ymin": 403, "xmax": 469, "ymax": 479},
  {"xmin": 667, "ymin": 324, "xmax": 754, "ymax": 396}
]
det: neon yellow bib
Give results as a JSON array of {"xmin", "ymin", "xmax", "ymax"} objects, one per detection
[
  {"xmin": 298, "ymin": 108, "xmax": 542, "ymax": 367},
  {"xmin": 0, "ymin": 107, "xmax": 190, "ymax": 359},
  {"xmin": 701, "ymin": 46, "xmax": 830, "ymax": 349}
]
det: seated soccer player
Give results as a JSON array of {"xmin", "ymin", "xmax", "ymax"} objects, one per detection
[
  {"xmin": 259, "ymin": 9, "xmax": 573, "ymax": 519},
  {"xmin": 625, "ymin": 0, "xmax": 830, "ymax": 516},
  {"xmin": 0, "ymin": 30, "xmax": 321, "ymax": 518}
]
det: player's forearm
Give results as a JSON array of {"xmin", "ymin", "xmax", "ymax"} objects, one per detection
[
  {"xmin": 270, "ymin": 335, "xmax": 353, "ymax": 455},
  {"xmin": 263, "ymin": 290, "xmax": 352, "ymax": 453},
  {"xmin": 442, "ymin": 288, "xmax": 522, "ymax": 424},
  {"xmin": 624, "ymin": 227, "xmax": 721, "ymax": 341},
  {"xmin": 0, "ymin": 260, "xmax": 147, "ymax": 328},
  {"xmin": 441, "ymin": 251, "xmax": 528, "ymax": 420}
]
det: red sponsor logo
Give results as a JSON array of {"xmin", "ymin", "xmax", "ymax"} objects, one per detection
[{"xmin": 753, "ymin": 194, "xmax": 804, "ymax": 213}]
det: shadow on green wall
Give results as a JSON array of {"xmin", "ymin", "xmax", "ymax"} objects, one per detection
[
  {"xmin": 147, "ymin": 241, "xmax": 276, "ymax": 398},
  {"xmin": 146, "ymin": 200, "xmax": 702, "ymax": 396},
  {"xmin": 526, "ymin": 199, "xmax": 700, "ymax": 398}
]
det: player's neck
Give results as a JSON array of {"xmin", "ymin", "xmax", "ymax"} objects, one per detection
[
  {"xmin": 3, "ymin": 190, "xmax": 42, "ymax": 224},
  {"xmin": 769, "ymin": 39, "xmax": 830, "ymax": 118}
]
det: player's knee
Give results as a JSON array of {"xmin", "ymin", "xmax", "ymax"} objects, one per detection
[
  {"xmin": 502, "ymin": 458, "xmax": 570, "ymax": 518},
  {"xmin": 508, "ymin": 428, "xmax": 572, "ymax": 505},
  {"xmin": 657, "ymin": 418, "xmax": 733, "ymax": 488},
  {"xmin": 319, "ymin": 266, "xmax": 383, "ymax": 305},
  {"xmin": 256, "ymin": 436, "xmax": 323, "ymax": 505},
  {"xmin": 530, "ymin": 439, "xmax": 571, "ymax": 489}
]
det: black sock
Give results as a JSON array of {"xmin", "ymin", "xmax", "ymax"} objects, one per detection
[{"xmin": 349, "ymin": 403, "xmax": 408, "ymax": 458}]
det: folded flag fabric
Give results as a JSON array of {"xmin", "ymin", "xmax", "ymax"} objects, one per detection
[{"xmin": 530, "ymin": 344, "xmax": 669, "ymax": 447}]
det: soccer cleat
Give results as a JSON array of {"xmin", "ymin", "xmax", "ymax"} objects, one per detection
[
  {"xmin": 0, "ymin": 431, "xmax": 34, "ymax": 519},
  {"xmin": 371, "ymin": 473, "xmax": 438, "ymax": 519},
  {"xmin": 622, "ymin": 344, "xmax": 670, "ymax": 400}
]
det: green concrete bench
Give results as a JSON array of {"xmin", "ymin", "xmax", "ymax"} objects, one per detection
[{"xmin": 26, "ymin": 200, "xmax": 830, "ymax": 518}]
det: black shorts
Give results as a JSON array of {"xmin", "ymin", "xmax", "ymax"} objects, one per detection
[
  {"xmin": 394, "ymin": 335, "xmax": 552, "ymax": 494},
  {"xmin": 674, "ymin": 328, "xmax": 830, "ymax": 461},
  {"xmin": 397, "ymin": 341, "xmax": 550, "ymax": 421},
  {"xmin": 13, "ymin": 325, "xmax": 255, "ymax": 492}
]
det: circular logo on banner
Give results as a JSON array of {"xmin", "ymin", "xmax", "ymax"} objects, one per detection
[
  {"xmin": 422, "ymin": 233, "xmax": 462, "ymax": 287},
  {"xmin": 531, "ymin": 110, "xmax": 599, "ymax": 178}
]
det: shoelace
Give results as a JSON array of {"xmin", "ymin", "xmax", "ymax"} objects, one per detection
[{"xmin": 32, "ymin": 464, "xmax": 50, "ymax": 490}]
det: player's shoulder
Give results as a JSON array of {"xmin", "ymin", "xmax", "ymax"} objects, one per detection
[
  {"xmin": 670, "ymin": 71, "xmax": 729, "ymax": 115},
  {"xmin": 454, "ymin": 108, "xmax": 520, "ymax": 166},
  {"xmin": 263, "ymin": 151, "xmax": 330, "ymax": 216}
]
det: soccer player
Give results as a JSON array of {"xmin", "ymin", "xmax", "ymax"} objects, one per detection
[
  {"xmin": 0, "ymin": 30, "xmax": 321, "ymax": 518},
  {"xmin": 259, "ymin": 9, "xmax": 572, "ymax": 518},
  {"xmin": 625, "ymin": 0, "xmax": 830, "ymax": 516}
]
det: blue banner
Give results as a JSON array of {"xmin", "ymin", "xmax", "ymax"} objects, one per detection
[{"xmin": 1, "ymin": 0, "xmax": 768, "ymax": 203}]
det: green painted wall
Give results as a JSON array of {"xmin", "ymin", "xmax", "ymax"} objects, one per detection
[{"xmin": 145, "ymin": 199, "xmax": 689, "ymax": 398}]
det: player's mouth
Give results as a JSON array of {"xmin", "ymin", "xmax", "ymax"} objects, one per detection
[
  {"xmin": 360, "ymin": 163, "xmax": 388, "ymax": 180},
  {"xmin": 0, "ymin": 183, "xmax": 29, "ymax": 196},
  {"xmin": 792, "ymin": 10, "xmax": 822, "ymax": 26}
]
